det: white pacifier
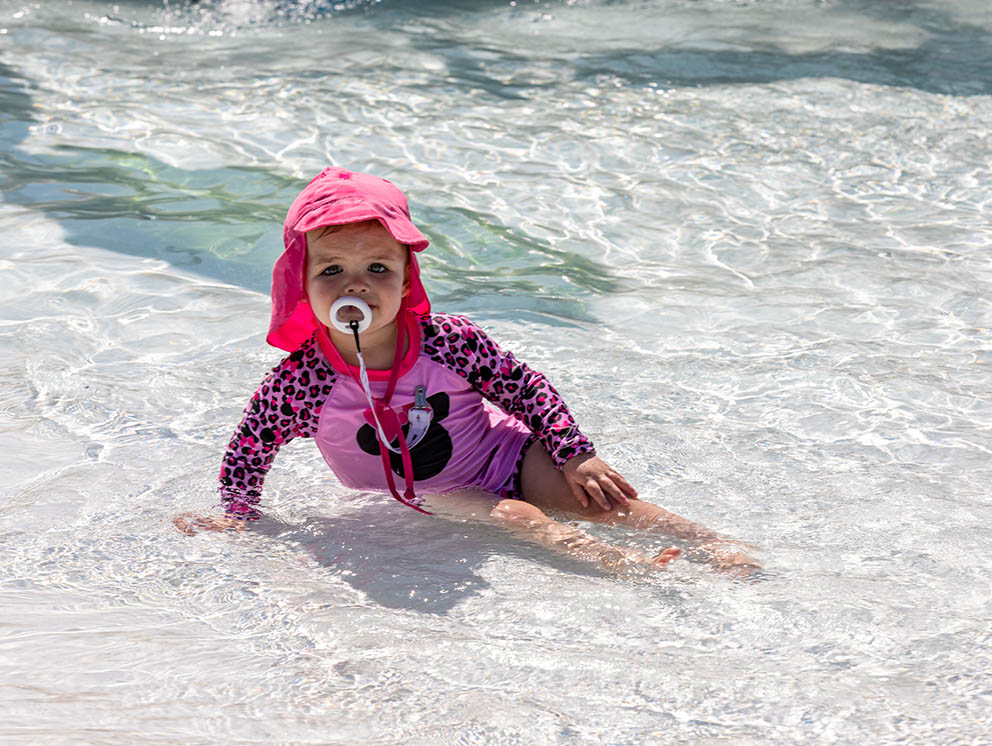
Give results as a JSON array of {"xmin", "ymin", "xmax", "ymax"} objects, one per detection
[{"xmin": 329, "ymin": 296, "xmax": 372, "ymax": 334}]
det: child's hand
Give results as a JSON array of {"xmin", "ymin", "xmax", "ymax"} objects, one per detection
[
  {"xmin": 172, "ymin": 512, "xmax": 248, "ymax": 536},
  {"xmin": 562, "ymin": 453, "xmax": 639, "ymax": 512}
]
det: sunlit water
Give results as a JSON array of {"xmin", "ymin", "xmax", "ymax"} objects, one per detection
[{"xmin": 1, "ymin": 0, "xmax": 991, "ymax": 743}]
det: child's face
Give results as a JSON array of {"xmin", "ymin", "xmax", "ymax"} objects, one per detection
[{"xmin": 305, "ymin": 221, "xmax": 411, "ymax": 343}]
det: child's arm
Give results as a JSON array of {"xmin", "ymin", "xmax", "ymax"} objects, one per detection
[
  {"xmin": 437, "ymin": 315, "xmax": 632, "ymax": 510},
  {"xmin": 210, "ymin": 341, "xmax": 326, "ymax": 524},
  {"xmin": 438, "ymin": 316, "xmax": 589, "ymax": 451},
  {"xmin": 216, "ymin": 387, "xmax": 288, "ymax": 521}
]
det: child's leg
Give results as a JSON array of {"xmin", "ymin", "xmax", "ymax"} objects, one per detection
[
  {"xmin": 519, "ymin": 444, "xmax": 761, "ymax": 572},
  {"xmin": 423, "ymin": 490, "xmax": 680, "ymax": 573}
]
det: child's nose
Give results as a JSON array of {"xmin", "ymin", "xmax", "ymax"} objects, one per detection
[{"xmin": 344, "ymin": 274, "xmax": 369, "ymax": 294}]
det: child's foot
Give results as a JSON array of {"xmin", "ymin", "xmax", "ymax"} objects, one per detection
[
  {"xmin": 692, "ymin": 539, "xmax": 762, "ymax": 576},
  {"xmin": 651, "ymin": 545, "xmax": 682, "ymax": 568},
  {"xmin": 602, "ymin": 545, "xmax": 682, "ymax": 572}
]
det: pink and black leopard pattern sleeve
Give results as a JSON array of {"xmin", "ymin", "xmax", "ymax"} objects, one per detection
[
  {"xmin": 420, "ymin": 313, "xmax": 595, "ymax": 468},
  {"xmin": 218, "ymin": 334, "xmax": 335, "ymax": 520}
]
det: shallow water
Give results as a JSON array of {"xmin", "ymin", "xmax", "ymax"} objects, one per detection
[{"xmin": 2, "ymin": 0, "xmax": 991, "ymax": 743}]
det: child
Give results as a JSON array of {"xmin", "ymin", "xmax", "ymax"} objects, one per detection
[{"xmin": 175, "ymin": 167, "xmax": 758, "ymax": 574}]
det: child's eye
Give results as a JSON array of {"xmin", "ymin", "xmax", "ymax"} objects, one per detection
[
  {"xmin": 320, "ymin": 265, "xmax": 341, "ymax": 276},
  {"xmin": 369, "ymin": 263, "xmax": 388, "ymax": 274}
]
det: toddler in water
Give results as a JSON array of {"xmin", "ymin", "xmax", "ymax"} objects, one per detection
[{"xmin": 175, "ymin": 167, "xmax": 757, "ymax": 573}]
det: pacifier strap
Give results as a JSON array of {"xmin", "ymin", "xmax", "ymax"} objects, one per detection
[{"xmin": 333, "ymin": 303, "xmax": 430, "ymax": 515}]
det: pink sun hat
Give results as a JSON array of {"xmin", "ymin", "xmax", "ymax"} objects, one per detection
[{"xmin": 267, "ymin": 167, "xmax": 432, "ymax": 351}]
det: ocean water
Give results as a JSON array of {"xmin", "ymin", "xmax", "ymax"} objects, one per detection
[{"xmin": 1, "ymin": 0, "xmax": 991, "ymax": 743}]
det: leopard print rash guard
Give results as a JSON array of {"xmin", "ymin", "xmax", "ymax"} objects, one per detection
[{"xmin": 219, "ymin": 313, "xmax": 594, "ymax": 519}]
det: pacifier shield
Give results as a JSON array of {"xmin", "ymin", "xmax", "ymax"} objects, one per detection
[{"xmin": 329, "ymin": 296, "xmax": 372, "ymax": 334}]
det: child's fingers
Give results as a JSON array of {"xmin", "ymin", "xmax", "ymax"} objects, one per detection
[
  {"xmin": 172, "ymin": 513, "xmax": 197, "ymax": 536},
  {"xmin": 613, "ymin": 472, "xmax": 639, "ymax": 500},
  {"xmin": 567, "ymin": 480, "xmax": 591, "ymax": 509},
  {"xmin": 210, "ymin": 517, "xmax": 247, "ymax": 532},
  {"xmin": 173, "ymin": 513, "xmax": 246, "ymax": 534},
  {"xmin": 597, "ymin": 475, "xmax": 631, "ymax": 509},
  {"xmin": 584, "ymin": 480, "xmax": 613, "ymax": 511},
  {"xmin": 569, "ymin": 474, "xmax": 609, "ymax": 511}
]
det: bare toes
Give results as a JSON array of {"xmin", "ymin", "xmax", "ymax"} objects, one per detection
[{"xmin": 652, "ymin": 546, "xmax": 682, "ymax": 567}]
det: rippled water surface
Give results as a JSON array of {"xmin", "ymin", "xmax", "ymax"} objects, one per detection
[{"xmin": 2, "ymin": 1, "xmax": 991, "ymax": 743}]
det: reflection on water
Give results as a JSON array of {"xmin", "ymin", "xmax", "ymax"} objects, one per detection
[{"xmin": 1, "ymin": 1, "xmax": 991, "ymax": 743}]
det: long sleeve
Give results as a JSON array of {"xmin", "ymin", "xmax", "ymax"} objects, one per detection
[
  {"xmin": 218, "ymin": 337, "xmax": 331, "ymax": 519},
  {"xmin": 422, "ymin": 314, "xmax": 595, "ymax": 468}
]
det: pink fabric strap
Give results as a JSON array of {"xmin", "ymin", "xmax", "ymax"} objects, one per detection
[{"xmin": 315, "ymin": 301, "xmax": 431, "ymax": 514}]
